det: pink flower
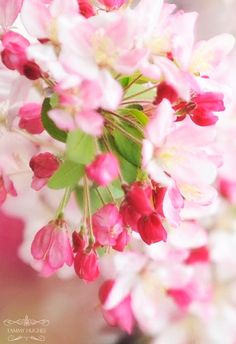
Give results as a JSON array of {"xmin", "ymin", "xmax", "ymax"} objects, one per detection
[
  {"xmin": 137, "ymin": 213, "xmax": 167, "ymax": 245},
  {"xmin": 174, "ymin": 91, "xmax": 225, "ymax": 126},
  {"xmin": 1, "ymin": 30, "xmax": 41, "ymax": 80},
  {"xmin": 125, "ymin": 182, "xmax": 153, "ymax": 216},
  {"xmin": 74, "ymin": 249, "xmax": 100, "ymax": 282},
  {"xmin": 98, "ymin": 0, "xmax": 126, "ymax": 10},
  {"xmin": 18, "ymin": 103, "xmax": 43, "ymax": 134},
  {"xmin": 154, "ymin": 82, "xmax": 178, "ymax": 105},
  {"xmin": 112, "ymin": 230, "xmax": 130, "ymax": 252},
  {"xmin": 0, "ymin": 168, "xmax": 17, "ymax": 206},
  {"xmin": 143, "ymin": 99, "xmax": 218, "ymax": 205},
  {"xmin": 29, "ymin": 152, "xmax": 60, "ymax": 190},
  {"xmin": 31, "ymin": 221, "xmax": 74, "ymax": 277},
  {"xmin": 120, "ymin": 202, "xmax": 141, "ymax": 232},
  {"xmin": 86, "ymin": 153, "xmax": 120, "ymax": 186},
  {"xmin": 1, "ymin": 31, "xmax": 29, "ymax": 71},
  {"xmin": 92, "ymin": 204, "xmax": 123, "ymax": 246},
  {"xmin": 99, "ymin": 280, "xmax": 135, "ymax": 334},
  {"xmin": 0, "ymin": 0, "xmax": 23, "ymax": 30}
]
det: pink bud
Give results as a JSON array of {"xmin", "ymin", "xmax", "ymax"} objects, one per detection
[
  {"xmin": 72, "ymin": 231, "xmax": 87, "ymax": 253},
  {"xmin": 1, "ymin": 31, "xmax": 29, "ymax": 71},
  {"xmin": 23, "ymin": 60, "xmax": 42, "ymax": 80},
  {"xmin": 29, "ymin": 152, "xmax": 60, "ymax": 179},
  {"xmin": 98, "ymin": 0, "xmax": 126, "ymax": 10},
  {"xmin": 99, "ymin": 280, "xmax": 135, "ymax": 334},
  {"xmin": 86, "ymin": 153, "xmax": 119, "ymax": 186},
  {"xmin": 18, "ymin": 103, "xmax": 43, "ymax": 134},
  {"xmin": 137, "ymin": 213, "xmax": 167, "ymax": 245},
  {"xmin": 31, "ymin": 221, "xmax": 74, "ymax": 276},
  {"xmin": 126, "ymin": 182, "xmax": 153, "ymax": 215},
  {"xmin": 112, "ymin": 230, "xmax": 130, "ymax": 252},
  {"xmin": 74, "ymin": 250, "xmax": 100, "ymax": 282},
  {"xmin": 92, "ymin": 204, "xmax": 123, "ymax": 246}
]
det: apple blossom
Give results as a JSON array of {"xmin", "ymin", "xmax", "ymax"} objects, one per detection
[
  {"xmin": 31, "ymin": 220, "xmax": 74, "ymax": 276},
  {"xmin": 0, "ymin": 0, "xmax": 235, "ymax": 339},
  {"xmin": 92, "ymin": 204, "xmax": 123, "ymax": 247},
  {"xmin": 18, "ymin": 103, "xmax": 43, "ymax": 134},
  {"xmin": 74, "ymin": 249, "xmax": 100, "ymax": 282}
]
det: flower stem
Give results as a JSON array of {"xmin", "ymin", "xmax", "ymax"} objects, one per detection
[
  {"xmin": 123, "ymin": 74, "xmax": 142, "ymax": 92},
  {"xmin": 84, "ymin": 176, "xmax": 95, "ymax": 245},
  {"xmin": 55, "ymin": 187, "xmax": 72, "ymax": 219}
]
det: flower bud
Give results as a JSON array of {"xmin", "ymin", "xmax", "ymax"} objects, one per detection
[
  {"xmin": 31, "ymin": 221, "xmax": 74, "ymax": 276},
  {"xmin": 18, "ymin": 103, "xmax": 43, "ymax": 134},
  {"xmin": 74, "ymin": 250, "xmax": 100, "ymax": 282},
  {"xmin": 29, "ymin": 152, "xmax": 60, "ymax": 179},
  {"xmin": 86, "ymin": 153, "xmax": 119, "ymax": 186}
]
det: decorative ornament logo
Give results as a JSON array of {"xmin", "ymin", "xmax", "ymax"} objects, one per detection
[{"xmin": 3, "ymin": 315, "xmax": 50, "ymax": 342}]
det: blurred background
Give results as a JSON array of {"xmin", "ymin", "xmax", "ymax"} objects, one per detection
[{"xmin": 0, "ymin": 1, "xmax": 236, "ymax": 343}]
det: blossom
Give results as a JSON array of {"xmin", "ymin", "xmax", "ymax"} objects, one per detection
[
  {"xmin": 0, "ymin": 168, "xmax": 17, "ymax": 206},
  {"xmin": 86, "ymin": 153, "xmax": 120, "ymax": 186},
  {"xmin": 1, "ymin": 31, "xmax": 41, "ymax": 80},
  {"xmin": 137, "ymin": 212, "xmax": 167, "ymax": 245},
  {"xmin": 174, "ymin": 91, "xmax": 225, "ymax": 126},
  {"xmin": 0, "ymin": 0, "xmax": 23, "ymax": 31},
  {"xmin": 143, "ymin": 99, "xmax": 218, "ymax": 205},
  {"xmin": 29, "ymin": 152, "xmax": 60, "ymax": 190},
  {"xmin": 18, "ymin": 103, "xmax": 43, "ymax": 134},
  {"xmin": 31, "ymin": 221, "xmax": 74, "ymax": 276},
  {"xmin": 74, "ymin": 249, "xmax": 100, "ymax": 282},
  {"xmin": 92, "ymin": 204, "xmax": 123, "ymax": 246},
  {"xmin": 99, "ymin": 279, "xmax": 135, "ymax": 334}
]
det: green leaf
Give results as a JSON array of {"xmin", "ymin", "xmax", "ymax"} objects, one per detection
[
  {"xmin": 48, "ymin": 160, "xmax": 84, "ymax": 189},
  {"xmin": 119, "ymin": 76, "xmax": 131, "ymax": 88},
  {"xmin": 41, "ymin": 98, "xmax": 68, "ymax": 143},
  {"xmin": 66, "ymin": 130, "xmax": 96, "ymax": 164},
  {"xmin": 119, "ymin": 156, "xmax": 138, "ymax": 183},
  {"xmin": 50, "ymin": 93, "xmax": 59, "ymax": 107},
  {"xmin": 113, "ymin": 123, "xmax": 142, "ymax": 167},
  {"xmin": 119, "ymin": 108, "xmax": 148, "ymax": 126}
]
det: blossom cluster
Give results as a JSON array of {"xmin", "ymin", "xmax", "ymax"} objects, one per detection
[{"xmin": 0, "ymin": 0, "xmax": 236, "ymax": 341}]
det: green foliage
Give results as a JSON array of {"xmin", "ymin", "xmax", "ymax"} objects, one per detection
[
  {"xmin": 119, "ymin": 108, "xmax": 148, "ymax": 126},
  {"xmin": 113, "ymin": 122, "xmax": 142, "ymax": 167},
  {"xmin": 66, "ymin": 130, "xmax": 96, "ymax": 165},
  {"xmin": 48, "ymin": 160, "xmax": 84, "ymax": 189},
  {"xmin": 41, "ymin": 98, "xmax": 68, "ymax": 143}
]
